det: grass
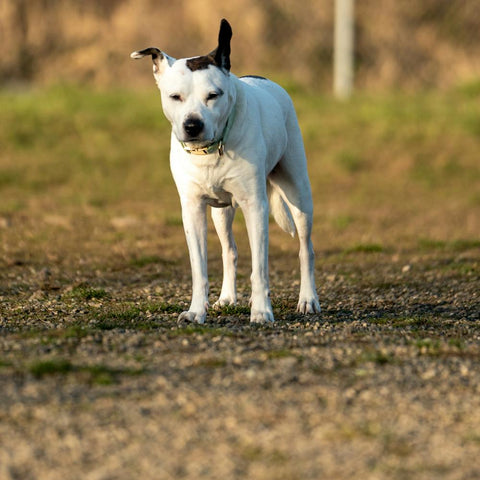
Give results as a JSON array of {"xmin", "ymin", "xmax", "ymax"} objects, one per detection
[
  {"xmin": 0, "ymin": 84, "xmax": 173, "ymax": 214},
  {"xmin": 345, "ymin": 243, "xmax": 383, "ymax": 254},
  {"xmin": 0, "ymin": 84, "xmax": 479, "ymax": 252},
  {"xmin": 29, "ymin": 359, "xmax": 73, "ymax": 377},
  {"xmin": 68, "ymin": 284, "xmax": 110, "ymax": 301},
  {"xmin": 418, "ymin": 238, "xmax": 480, "ymax": 252},
  {"xmin": 27, "ymin": 358, "xmax": 144, "ymax": 384}
]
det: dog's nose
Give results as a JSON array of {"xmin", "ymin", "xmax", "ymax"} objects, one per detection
[{"xmin": 183, "ymin": 117, "xmax": 204, "ymax": 138}]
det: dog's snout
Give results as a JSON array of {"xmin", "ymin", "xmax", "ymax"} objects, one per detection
[{"xmin": 183, "ymin": 117, "xmax": 205, "ymax": 138}]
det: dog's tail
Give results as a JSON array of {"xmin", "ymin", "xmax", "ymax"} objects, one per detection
[{"xmin": 267, "ymin": 182, "xmax": 296, "ymax": 237}]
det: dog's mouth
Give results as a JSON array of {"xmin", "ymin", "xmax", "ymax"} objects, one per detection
[{"xmin": 180, "ymin": 137, "xmax": 216, "ymax": 148}]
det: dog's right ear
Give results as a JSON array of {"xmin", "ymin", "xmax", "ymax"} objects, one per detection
[
  {"xmin": 130, "ymin": 47, "xmax": 173, "ymax": 75},
  {"xmin": 213, "ymin": 19, "xmax": 232, "ymax": 71}
]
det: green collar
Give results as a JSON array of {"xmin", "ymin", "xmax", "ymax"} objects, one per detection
[{"xmin": 180, "ymin": 105, "xmax": 236, "ymax": 156}]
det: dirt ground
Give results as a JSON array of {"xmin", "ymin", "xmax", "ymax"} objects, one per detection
[{"xmin": 1, "ymin": 212, "xmax": 479, "ymax": 480}]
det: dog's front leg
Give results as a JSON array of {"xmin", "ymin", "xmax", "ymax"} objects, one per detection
[
  {"xmin": 240, "ymin": 194, "xmax": 274, "ymax": 324},
  {"xmin": 178, "ymin": 198, "xmax": 209, "ymax": 324}
]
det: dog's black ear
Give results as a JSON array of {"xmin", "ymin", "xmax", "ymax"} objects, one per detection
[
  {"xmin": 213, "ymin": 19, "xmax": 232, "ymax": 71},
  {"xmin": 130, "ymin": 47, "xmax": 170, "ymax": 74}
]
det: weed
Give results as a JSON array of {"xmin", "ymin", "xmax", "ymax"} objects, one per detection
[
  {"xmin": 267, "ymin": 349, "xmax": 297, "ymax": 359},
  {"xmin": 29, "ymin": 359, "xmax": 73, "ymax": 378},
  {"xmin": 130, "ymin": 256, "xmax": 178, "ymax": 268},
  {"xmin": 419, "ymin": 238, "xmax": 480, "ymax": 252},
  {"xmin": 358, "ymin": 349, "xmax": 394, "ymax": 366},
  {"xmin": 28, "ymin": 358, "xmax": 143, "ymax": 383},
  {"xmin": 151, "ymin": 302, "xmax": 184, "ymax": 314},
  {"xmin": 413, "ymin": 338, "xmax": 441, "ymax": 355},
  {"xmin": 345, "ymin": 243, "xmax": 383, "ymax": 254},
  {"xmin": 448, "ymin": 338, "xmax": 465, "ymax": 350},
  {"xmin": 336, "ymin": 149, "xmax": 365, "ymax": 173},
  {"xmin": 332, "ymin": 215, "xmax": 354, "ymax": 230},
  {"xmin": 68, "ymin": 284, "xmax": 110, "ymax": 301},
  {"xmin": 389, "ymin": 317, "xmax": 438, "ymax": 330},
  {"xmin": 212, "ymin": 304, "xmax": 251, "ymax": 316}
]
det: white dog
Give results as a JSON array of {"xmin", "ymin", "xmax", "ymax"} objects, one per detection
[{"xmin": 131, "ymin": 19, "xmax": 320, "ymax": 323}]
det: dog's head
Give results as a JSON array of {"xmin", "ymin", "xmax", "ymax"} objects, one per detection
[{"xmin": 131, "ymin": 19, "xmax": 235, "ymax": 149}]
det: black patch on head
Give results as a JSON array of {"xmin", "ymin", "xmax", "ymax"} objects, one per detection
[
  {"xmin": 186, "ymin": 19, "xmax": 232, "ymax": 73},
  {"xmin": 186, "ymin": 55, "xmax": 216, "ymax": 72},
  {"xmin": 241, "ymin": 75, "xmax": 267, "ymax": 80}
]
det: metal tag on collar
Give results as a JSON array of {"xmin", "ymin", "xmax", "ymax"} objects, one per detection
[{"xmin": 218, "ymin": 141, "xmax": 224, "ymax": 156}]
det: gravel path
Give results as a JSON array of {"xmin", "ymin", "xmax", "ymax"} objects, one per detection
[{"xmin": 1, "ymin": 244, "xmax": 479, "ymax": 479}]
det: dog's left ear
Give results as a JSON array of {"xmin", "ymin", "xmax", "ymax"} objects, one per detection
[
  {"xmin": 130, "ymin": 47, "xmax": 174, "ymax": 75},
  {"xmin": 212, "ymin": 19, "xmax": 232, "ymax": 71}
]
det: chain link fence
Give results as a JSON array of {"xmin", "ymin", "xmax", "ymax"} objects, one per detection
[{"xmin": 1, "ymin": 0, "xmax": 479, "ymax": 92}]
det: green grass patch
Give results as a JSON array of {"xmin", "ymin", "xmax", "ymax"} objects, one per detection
[
  {"xmin": 151, "ymin": 302, "xmax": 184, "ymax": 314},
  {"xmin": 93, "ymin": 307, "xmax": 144, "ymax": 330},
  {"xmin": 336, "ymin": 149, "xmax": 366, "ymax": 173},
  {"xmin": 130, "ymin": 255, "xmax": 178, "ymax": 268},
  {"xmin": 88, "ymin": 302, "xmax": 184, "ymax": 330},
  {"xmin": 394, "ymin": 317, "xmax": 438, "ymax": 329},
  {"xmin": 345, "ymin": 243, "xmax": 383, "ymax": 254},
  {"xmin": 267, "ymin": 349, "xmax": 299, "ymax": 360},
  {"xmin": 447, "ymin": 338, "xmax": 465, "ymax": 350},
  {"xmin": 0, "ymin": 359, "xmax": 13, "ymax": 368},
  {"xmin": 68, "ymin": 284, "xmax": 110, "ymax": 301},
  {"xmin": 29, "ymin": 359, "xmax": 74, "ymax": 377},
  {"xmin": 413, "ymin": 338, "xmax": 442, "ymax": 355},
  {"xmin": 419, "ymin": 238, "xmax": 480, "ymax": 252},
  {"xmin": 359, "ymin": 349, "xmax": 394, "ymax": 366},
  {"xmin": 28, "ymin": 358, "xmax": 144, "ymax": 384},
  {"xmin": 130, "ymin": 255, "xmax": 163, "ymax": 268},
  {"xmin": 211, "ymin": 304, "xmax": 251, "ymax": 316}
]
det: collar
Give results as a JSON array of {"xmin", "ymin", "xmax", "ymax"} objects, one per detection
[{"xmin": 180, "ymin": 105, "xmax": 236, "ymax": 156}]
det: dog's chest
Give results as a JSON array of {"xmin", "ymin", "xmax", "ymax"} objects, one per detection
[
  {"xmin": 175, "ymin": 157, "xmax": 236, "ymax": 208},
  {"xmin": 200, "ymin": 165, "xmax": 234, "ymax": 207}
]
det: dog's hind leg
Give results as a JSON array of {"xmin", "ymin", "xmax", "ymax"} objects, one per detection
[
  {"xmin": 211, "ymin": 206, "xmax": 238, "ymax": 308},
  {"xmin": 270, "ymin": 168, "xmax": 320, "ymax": 314},
  {"xmin": 268, "ymin": 117, "xmax": 321, "ymax": 314}
]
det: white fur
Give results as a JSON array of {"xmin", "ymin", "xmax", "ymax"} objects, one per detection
[{"xmin": 132, "ymin": 22, "xmax": 320, "ymax": 323}]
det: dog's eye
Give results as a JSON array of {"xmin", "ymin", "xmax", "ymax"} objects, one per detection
[
  {"xmin": 207, "ymin": 90, "xmax": 223, "ymax": 102},
  {"xmin": 169, "ymin": 94, "xmax": 182, "ymax": 102}
]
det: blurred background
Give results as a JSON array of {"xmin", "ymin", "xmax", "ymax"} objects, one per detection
[
  {"xmin": 1, "ymin": 0, "xmax": 480, "ymax": 92},
  {"xmin": 1, "ymin": 0, "xmax": 480, "ymax": 265}
]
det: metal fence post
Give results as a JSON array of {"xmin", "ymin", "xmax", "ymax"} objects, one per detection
[{"xmin": 334, "ymin": 0, "xmax": 355, "ymax": 99}]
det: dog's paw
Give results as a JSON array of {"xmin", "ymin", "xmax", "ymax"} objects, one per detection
[
  {"xmin": 178, "ymin": 310, "xmax": 206, "ymax": 325},
  {"xmin": 250, "ymin": 309, "xmax": 275, "ymax": 324},
  {"xmin": 296, "ymin": 297, "xmax": 321, "ymax": 314},
  {"xmin": 213, "ymin": 296, "xmax": 237, "ymax": 309}
]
